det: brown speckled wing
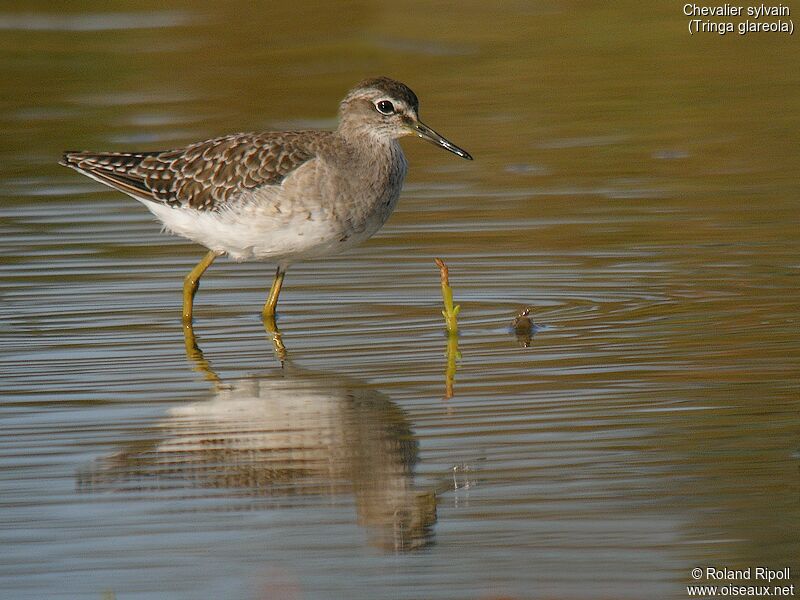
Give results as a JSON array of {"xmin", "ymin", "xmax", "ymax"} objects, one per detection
[{"xmin": 61, "ymin": 132, "xmax": 318, "ymax": 211}]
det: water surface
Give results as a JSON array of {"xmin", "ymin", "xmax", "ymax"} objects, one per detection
[{"xmin": 1, "ymin": 2, "xmax": 798, "ymax": 599}]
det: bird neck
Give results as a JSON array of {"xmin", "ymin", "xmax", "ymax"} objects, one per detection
[
  {"xmin": 335, "ymin": 122, "xmax": 400, "ymax": 163},
  {"xmin": 336, "ymin": 109, "xmax": 391, "ymax": 140}
]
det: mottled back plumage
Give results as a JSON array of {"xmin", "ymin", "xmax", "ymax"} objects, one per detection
[{"xmin": 61, "ymin": 131, "xmax": 317, "ymax": 211}]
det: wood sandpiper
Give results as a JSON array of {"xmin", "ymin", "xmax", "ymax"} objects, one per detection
[{"xmin": 61, "ymin": 77, "xmax": 472, "ymax": 323}]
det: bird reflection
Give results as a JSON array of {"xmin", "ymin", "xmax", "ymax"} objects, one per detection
[{"xmin": 78, "ymin": 320, "xmax": 436, "ymax": 552}]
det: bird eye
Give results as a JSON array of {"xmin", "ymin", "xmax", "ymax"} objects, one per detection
[{"xmin": 375, "ymin": 100, "xmax": 395, "ymax": 115}]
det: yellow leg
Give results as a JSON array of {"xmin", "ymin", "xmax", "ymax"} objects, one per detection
[
  {"xmin": 262, "ymin": 266, "xmax": 286, "ymax": 320},
  {"xmin": 182, "ymin": 250, "xmax": 218, "ymax": 323}
]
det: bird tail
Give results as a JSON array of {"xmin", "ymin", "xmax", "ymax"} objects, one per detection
[{"xmin": 58, "ymin": 150, "xmax": 160, "ymax": 201}]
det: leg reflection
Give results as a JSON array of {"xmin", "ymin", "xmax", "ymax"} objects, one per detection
[
  {"xmin": 262, "ymin": 313, "xmax": 287, "ymax": 367},
  {"xmin": 182, "ymin": 322, "xmax": 221, "ymax": 384}
]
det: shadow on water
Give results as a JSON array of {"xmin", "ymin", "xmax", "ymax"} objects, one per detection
[{"xmin": 77, "ymin": 321, "xmax": 445, "ymax": 553}]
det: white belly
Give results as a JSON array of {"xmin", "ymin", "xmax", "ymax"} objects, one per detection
[{"xmin": 145, "ymin": 200, "xmax": 350, "ymax": 263}]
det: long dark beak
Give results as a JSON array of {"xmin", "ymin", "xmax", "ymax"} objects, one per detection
[{"xmin": 413, "ymin": 121, "xmax": 473, "ymax": 160}]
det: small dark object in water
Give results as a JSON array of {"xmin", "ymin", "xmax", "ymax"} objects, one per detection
[
  {"xmin": 512, "ymin": 307, "xmax": 534, "ymax": 347},
  {"xmin": 512, "ymin": 307, "xmax": 532, "ymax": 333}
]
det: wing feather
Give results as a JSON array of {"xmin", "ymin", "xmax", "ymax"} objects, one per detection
[{"xmin": 60, "ymin": 131, "xmax": 319, "ymax": 211}]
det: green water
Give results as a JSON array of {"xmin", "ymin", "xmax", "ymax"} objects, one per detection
[{"xmin": 1, "ymin": 2, "xmax": 798, "ymax": 599}]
